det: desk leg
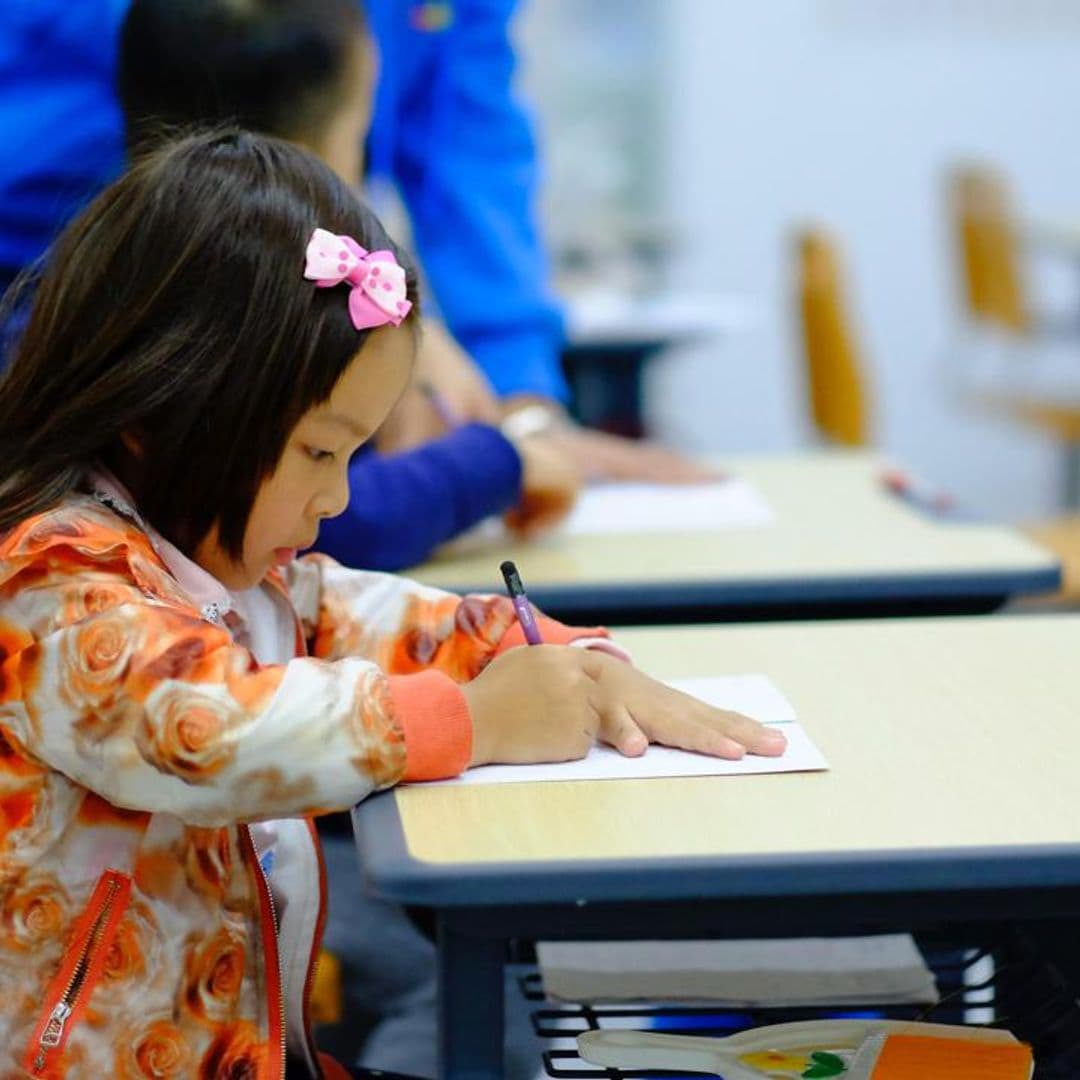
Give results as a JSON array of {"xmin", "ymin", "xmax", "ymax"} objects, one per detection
[
  {"xmin": 1065, "ymin": 442, "xmax": 1080, "ymax": 509},
  {"xmin": 562, "ymin": 346, "xmax": 655, "ymax": 438},
  {"xmin": 437, "ymin": 915, "xmax": 505, "ymax": 1080}
]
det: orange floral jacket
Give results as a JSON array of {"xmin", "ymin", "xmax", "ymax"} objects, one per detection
[{"xmin": 0, "ymin": 492, "xmax": 595, "ymax": 1078}]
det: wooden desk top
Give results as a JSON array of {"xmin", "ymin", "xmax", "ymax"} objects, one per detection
[
  {"xmin": 389, "ymin": 615, "xmax": 1080, "ymax": 873},
  {"xmin": 406, "ymin": 452, "xmax": 1057, "ymax": 617}
]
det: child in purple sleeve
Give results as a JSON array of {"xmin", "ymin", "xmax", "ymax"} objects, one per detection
[{"xmin": 318, "ymin": 422, "xmax": 521, "ymax": 570}]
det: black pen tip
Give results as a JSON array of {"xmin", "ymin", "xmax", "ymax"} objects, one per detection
[{"xmin": 500, "ymin": 560, "xmax": 523, "ymax": 595}]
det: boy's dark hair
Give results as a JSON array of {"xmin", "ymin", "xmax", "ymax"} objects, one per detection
[
  {"xmin": 0, "ymin": 129, "xmax": 419, "ymax": 557},
  {"xmin": 118, "ymin": 0, "xmax": 365, "ymax": 153}
]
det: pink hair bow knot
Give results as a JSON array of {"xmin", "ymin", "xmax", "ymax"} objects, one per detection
[{"xmin": 304, "ymin": 227, "xmax": 413, "ymax": 330}]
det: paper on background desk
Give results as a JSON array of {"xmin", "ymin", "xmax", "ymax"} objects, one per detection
[
  {"xmin": 419, "ymin": 675, "xmax": 827, "ymax": 787},
  {"xmin": 432, "ymin": 477, "xmax": 774, "ymax": 560},
  {"xmin": 561, "ymin": 478, "xmax": 775, "ymax": 536}
]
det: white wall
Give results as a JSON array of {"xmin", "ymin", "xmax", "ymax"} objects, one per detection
[{"xmin": 520, "ymin": 1, "xmax": 1080, "ymax": 519}]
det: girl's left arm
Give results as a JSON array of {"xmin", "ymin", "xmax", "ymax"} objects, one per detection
[{"xmin": 288, "ymin": 554, "xmax": 622, "ymax": 680}]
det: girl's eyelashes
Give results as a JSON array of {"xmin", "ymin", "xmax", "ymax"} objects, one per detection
[{"xmin": 305, "ymin": 446, "xmax": 336, "ymax": 463}]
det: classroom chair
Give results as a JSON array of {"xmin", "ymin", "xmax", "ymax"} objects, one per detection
[
  {"xmin": 945, "ymin": 166, "xmax": 1080, "ymax": 592},
  {"xmin": 308, "ymin": 948, "xmax": 428, "ymax": 1079},
  {"xmin": 794, "ymin": 227, "xmax": 872, "ymax": 446},
  {"xmin": 1018, "ymin": 514, "xmax": 1080, "ymax": 605},
  {"xmin": 792, "ymin": 221, "xmax": 1072, "ymax": 598},
  {"xmin": 946, "ymin": 162, "xmax": 1080, "ymax": 506},
  {"xmin": 310, "ymin": 947, "xmax": 344, "ymax": 1026},
  {"xmin": 949, "ymin": 164, "xmax": 1030, "ymax": 335}
]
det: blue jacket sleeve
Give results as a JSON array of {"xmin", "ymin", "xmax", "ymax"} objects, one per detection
[
  {"xmin": 364, "ymin": 0, "xmax": 568, "ymax": 402},
  {"xmin": 0, "ymin": 0, "xmax": 128, "ymax": 275},
  {"xmin": 313, "ymin": 423, "xmax": 523, "ymax": 571}
]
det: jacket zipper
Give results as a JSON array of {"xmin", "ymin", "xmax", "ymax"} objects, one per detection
[
  {"xmin": 244, "ymin": 825, "xmax": 287, "ymax": 1079},
  {"xmin": 299, "ymin": 819, "xmax": 329, "ymax": 1077},
  {"xmin": 29, "ymin": 870, "xmax": 130, "ymax": 1075},
  {"xmin": 290, "ymin": 595, "xmax": 327, "ymax": 1078},
  {"xmin": 265, "ymin": 573, "xmax": 326, "ymax": 1077}
]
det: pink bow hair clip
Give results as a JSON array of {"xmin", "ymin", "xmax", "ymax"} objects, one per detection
[{"xmin": 304, "ymin": 227, "xmax": 413, "ymax": 330}]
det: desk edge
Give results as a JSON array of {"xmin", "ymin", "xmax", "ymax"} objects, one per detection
[{"xmin": 350, "ymin": 789, "xmax": 1080, "ymax": 908}]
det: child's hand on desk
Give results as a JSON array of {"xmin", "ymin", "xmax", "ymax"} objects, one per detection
[
  {"xmin": 582, "ymin": 650, "xmax": 788, "ymax": 760},
  {"xmin": 503, "ymin": 435, "xmax": 582, "ymax": 538},
  {"xmin": 463, "ymin": 647, "xmax": 787, "ymax": 767},
  {"xmin": 548, "ymin": 426, "xmax": 721, "ymax": 484}
]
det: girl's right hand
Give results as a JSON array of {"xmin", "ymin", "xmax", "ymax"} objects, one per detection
[{"xmin": 462, "ymin": 646, "xmax": 786, "ymax": 768}]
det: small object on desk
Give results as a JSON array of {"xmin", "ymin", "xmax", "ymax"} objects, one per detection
[
  {"xmin": 499, "ymin": 559, "xmax": 543, "ymax": 645},
  {"xmin": 577, "ymin": 1021, "xmax": 1028, "ymax": 1079},
  {"xmin": 412, "ymin": 674, "xmax": 827, "ymax": 786},
  {"xmin": 418, "ymin": 379, "xmax": 461, "ymax": 429},
  {"xmin": 560, "ymin": 477, "xmax": 775, "ymax": 536},
  {"xmin": 880, "ymin": 467, "xmax": 954, "ymax": 516},
  {"xmin": 537, "ymin": 934, "xmax": 938, "ymax": 1006}
]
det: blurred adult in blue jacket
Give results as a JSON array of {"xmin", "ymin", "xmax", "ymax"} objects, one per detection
[
  {"xmin": 364, "ymin": 0, "xmax": 566, "ymax": 404},
  {"xmin": 0, "ymin": 1, "xmax": 126, "ymax": 293},
  {"xmin": 360, "ymin": 0, "xmax": 707, "ymax": 479},
  {"xmin": 0, "ymin": 0, "xmax": 705, "ymax": 482}
]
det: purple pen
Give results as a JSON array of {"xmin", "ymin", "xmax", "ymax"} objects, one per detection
[{"xmin": 500, "ymin": 560, "xmax": 543, "ymax": 645}]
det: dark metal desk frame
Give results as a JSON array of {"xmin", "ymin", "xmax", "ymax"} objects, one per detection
[{"xmin": 353, "ymin": 792, "xmax": 1080, "ymax": 1079}]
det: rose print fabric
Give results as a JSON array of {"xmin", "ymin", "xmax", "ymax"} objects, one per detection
[{"xmin": 0, "ymin": 493, "xmax": 606, "ymax": 1078}]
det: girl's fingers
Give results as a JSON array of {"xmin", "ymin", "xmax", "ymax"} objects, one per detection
[
  {"xmin": 744, "ymin": 724, "xmax": 787, "ymax": 756},
  {"xmin": 692, "ymin": 706, "xmax": 788, "ymax": 757},
  {"xmin": 650, "ymin": 701, "xmax": 787, "ymax": 759},
  {"xmin": 601, "ymin": 703, "xmax": 648, "ymax": 757},
  {"xmin": 668, "ymin": 688, "xmax": 788, "ymax": 756},
  {"xmin": 649, "ymin": 716, "xmax": 748, "ymax": 759}
]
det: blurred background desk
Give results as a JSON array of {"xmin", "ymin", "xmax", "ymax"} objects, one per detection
[
  {"xmin": 562, "ymin": 290, "xmax": 756, "ymax": 436},
  {"xmin": 1024, "ymin": 216, "xmax": 1080, "ymax": 260},
  {"xmin": 410, "ymin": 450, "xmax": 1059, "ymax": 623}
]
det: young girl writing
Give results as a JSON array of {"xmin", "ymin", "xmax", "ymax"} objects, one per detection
[{"xmin": 0, "ymin": 131, "xmax": 783, "ymax": 1077}]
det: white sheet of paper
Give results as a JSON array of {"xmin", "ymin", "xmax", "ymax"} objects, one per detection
[
  {"xmin": 559, "ymin": 478, "xmax": 775, "ymax": 536},
  {"xmin": 417, "ymin": 675, "xmax": 827, "ymax": 787}
]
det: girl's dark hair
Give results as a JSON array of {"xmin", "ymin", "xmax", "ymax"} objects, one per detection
[
  {"xmin": 0, "ymin": 129, "xmax": 419, "ymax": 557},
  {"xmin": 118, "ymin": 0, "xmax": 365, "ymax": 153}
]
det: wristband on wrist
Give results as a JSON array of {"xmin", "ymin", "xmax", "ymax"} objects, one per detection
[{"xmin": 500, "ymin": 403, "xmax": 565, "ymax": 441}]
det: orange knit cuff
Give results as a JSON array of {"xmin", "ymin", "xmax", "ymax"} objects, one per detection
[{"xmin": 388, "ymin": 670, "xmax": 472, "ymax": 782}]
